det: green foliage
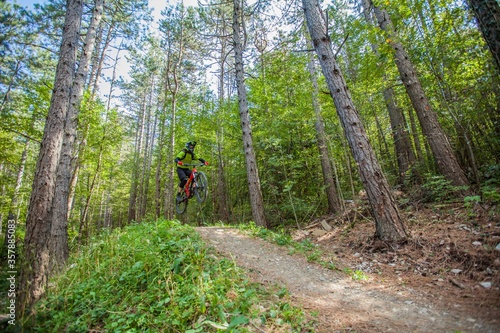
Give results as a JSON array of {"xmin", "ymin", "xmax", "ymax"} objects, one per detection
[
  {"xmin": 480, "ymin": 164, "xmax": 500, "ymax": 205},
  {"xmin": 343, "ymin": 268, "xmax": 369, "ymax": 281},
  {"xmin": 421, "ymin": 174, "xmax": 469, "ymax": 203},
  {"xmin": 26, "ymin": 220, "xmax": 314, "ymax": 332}
]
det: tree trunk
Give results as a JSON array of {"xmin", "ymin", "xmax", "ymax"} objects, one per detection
[
  {"xmin": 0, "ymin": 49, "xmax": 25, "ymax": 113},
  {"xmin": 215, "ymin": 36, "xmax": 231, "ymax": 222},
  {"xmin": 306, "ymin": 53, "xmax": 342, "ymax": 213},
  {"xmin": 90, "ymin": 23, "xmax": 114, "ymax": 99},
  {"xmin": 407, "ymin": 106, "xmax": 424, "ymax": 164},
  {"xmin": 467, "ymin": 0, "xmax": 500, "ymax": 73},
  {"xmin": 215, "ymin": 133, "xmax": 231, "ymax": 221},
  {"xmin": 383, "ymin": 87, "xmax": 416, "ymax": 184},
  {"xmin": 79, "ymin": 146, "xmax": 103, "ymax": 242},
  {"xmin": 128, "ymin": 97, "xmax": 146, "ymax": 222},
  {"xmin": 19, "ymin": 0, "xmax": 83, "ymax": 313},
  {"xmin": 361, "ymin": 0, "xmax": 416, "ymax": 185},
  {"xmin": 163, "ymin": 18, "xmax": 185, "ymax": 219},
  {"xmin": 302, "ymin": 0, "xmax": 407, "ymax": 241},
  {"xmin": 141, "ymin": 98, "xmax": 157, "ymax": 219},
  {"xmin": 11, "ymin": 139, "xmax": 29, "ymax": 213},
  {"xmin": 50, "ymin": 0, "xmax": 104, "ymax": 272},
  {"xmin": 372, "ymin": 3, "xmax": 470, "ymax": 189},
  {"xmin": 233, "ymin": 0, "xmax": 267, "ymax": 228},
  {"xmin": 155, "ymin": 112, "xmax": 166, "ymax": 218}
]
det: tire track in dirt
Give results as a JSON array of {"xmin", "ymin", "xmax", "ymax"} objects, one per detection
[{"xmin": 196, "ymin": 227, "xmax": 498, "ymax": 333}]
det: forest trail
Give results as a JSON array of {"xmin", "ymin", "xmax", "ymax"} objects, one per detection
[{"xmin": 196, "ymin": 226, "xmax": 499, "ymax": 333}]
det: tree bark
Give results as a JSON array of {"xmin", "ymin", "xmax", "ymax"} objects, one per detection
[
  {"xmin": 307, "ymin": 53, "xmax": 343, "ymax": 213},
  {"xmin": 383, "ymin": 87, "xmax": 416, "ymax": 184},
  {"xmin": 19, "ymin": 0, "xmax": 83, "ymax": 313},
  {"xmin": 233, "ymin": 0, "xmax": 267, "ymax": 228},
  {"xmin": 467, "ymin": 0, "xmax": 500, "ymax": 73},
  {"xmin": 90, "ymin": 22, "xmax": 114, "ymax": 99},
  {"xmin": 214, "ymin": 15, "xmax": 232, "ymax": 223},
  {"xmin": 50, "ymin": 0, "xmax": 104, "ymax": 272},
  {"xmin": 372, "ymin": 3, "xmax": 470, "ymax": 189},
  {"xmin": 302, "ymin": 0, "xmax": 407, "ymax": 241},
  {"xmin": 361, "ymin": 0, "xmax": 416, "ymax": 185},
  {"xmin": 128, "ymin": 96, "xmax": 146, "ymax": 222}
]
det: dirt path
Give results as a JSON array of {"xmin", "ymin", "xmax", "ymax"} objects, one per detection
[{"xmin": 196, "ymin": 226, "xmax": 498, "ymax": 333}]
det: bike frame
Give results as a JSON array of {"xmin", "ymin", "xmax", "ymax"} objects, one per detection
[
  {"xmin": 176, "ymin": 163, "xmax": 207, "ymax": 214},
  {"xmin": 182, "ymin": 163, "xmax": 204, "ymax": 199},
  {"xmin": 183, "ymin": 166, "xmax": 198, "ymax": 198}
]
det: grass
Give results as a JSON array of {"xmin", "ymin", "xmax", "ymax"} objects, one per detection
[{"xmin": 20, "ymin": 219, "xmax": 315, "ymax": 332}]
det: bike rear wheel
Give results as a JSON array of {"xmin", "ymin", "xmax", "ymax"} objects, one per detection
[
  {"xmin": 194, "ymin": 171, "xmax": 208, "ymax": 203},
  {"xmin": 175, "ymin": 192, "xmax": 188, "ymax": 214}
]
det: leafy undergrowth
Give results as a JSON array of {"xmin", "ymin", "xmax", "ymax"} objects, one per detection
[{"xmin": 23, "ymin": 220, "xmax": 315, "ymax": 333}]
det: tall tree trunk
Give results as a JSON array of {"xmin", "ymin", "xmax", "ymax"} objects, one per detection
[
  {"xmin": 128, "ymin": 97, "xmax": 146, "ymax": 222},
  {"xmin": 90, "ymin": 23, "xmax": 114, "ymax": 99},
  {"xmin": 383, "ymin": 88, "xmax": 416, "ymax": 184},
  {"xmin": 78, "ymin": 146, "xmax": 103, "ymax": 242},
  {"xmin": 50, "ymin": 0, "xmax": 104, "ymax": 272},
  {"xmin": 0, "ymin": 49, "xmax": 25, "ymax": 113},
  {"xmin": 302, "ymin": 0, "xmax": 407, "ymax": 241},
  {"xmin": 11, "ymin": 139, "xmax": 29, "ymax": 214},
  {"xmin": 141, "ymin": 99, "xmax": 157, "ymax": 219},
  {"xmin": 361, "ymin": 0, "xmax": 416, "ymax": 185},
  {"xmin": 165, "ymin": 96, "xmax": 177, "ymax": 220},
  {"xmin": 307, "ymin": 53, "xmax": 342, "ymax": 213},
  {"xmin": 19, "ymin": 0, "xmax": 83, "ymax": 313},
  {"xmin": 163, "ymin": 15, "xmax": 186, "ymax": 219},
  {"xmin": 371, "ymin": 3, "xmax": 470, "ymax": 190},
  {"xmin": 155, "ymin": 112, "xmax": 166, "ymax": 218},
  {"xmin": 407, "ymin": 106, "xmax": 424, "ymax": 164},
  {"xmin": 138, "ymin": 88, "xmax": 153, "ymax": 221},
  {"xmin": 0, "ymin": 140, "xmax": 29, "ymax": 265},
  {"xmin": 233, "ymin": 0, "xmax": 267, "ymax": 228},
  {"xmin": 215, "ymin": 131, "xmax": 231, "ymax": 221},
  {"xmin": 215, "ymin": 35, "xmax": 231, "ymax": 222},
  {"xmin": 467, "ymin": 0, "xmax": 500, "ymax": 73},
  {"xmin": 414, "ymin": 0, "xmax": 480, "ymax": 186}
]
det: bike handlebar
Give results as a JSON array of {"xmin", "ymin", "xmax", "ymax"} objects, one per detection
[{"xmin": 179, "ymin": 163, "xmax": 205, "ymax": 166}]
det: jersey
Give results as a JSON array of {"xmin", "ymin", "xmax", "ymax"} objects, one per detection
[{"xmin": 175, "ymin": 149, "xmax": 198, "ymax": 169}]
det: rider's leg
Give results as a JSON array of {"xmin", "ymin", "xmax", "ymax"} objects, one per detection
[
  {"xmin": 176, "ymin": 168, "xmax": 188, "ymax": 197},
  {"xmin": 176, "ymin": 167, "xmax": 192, "ymax": 195}
]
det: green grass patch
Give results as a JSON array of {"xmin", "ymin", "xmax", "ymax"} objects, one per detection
[{"xmin": 23, "ymin": 220, "xmax": 315, "ymax": 332}]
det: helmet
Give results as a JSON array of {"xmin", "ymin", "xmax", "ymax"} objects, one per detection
[{"xmin": 185, "ymin": 141, "xmax": 196, "ymax": 152}]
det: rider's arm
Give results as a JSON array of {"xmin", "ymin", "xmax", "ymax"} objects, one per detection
[{"xmin": 175, "ymin": 150, "xmax": 186, "ymax": 164}]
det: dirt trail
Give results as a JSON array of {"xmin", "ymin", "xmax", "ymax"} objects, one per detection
[{"xmin": 196, "ymin": 226, "xmax": 498, "ymax": 333}]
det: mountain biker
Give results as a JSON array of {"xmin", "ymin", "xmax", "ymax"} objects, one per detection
[{"xmin": 175, "ymin": 141, "xmax": 208, "ymax": 202}]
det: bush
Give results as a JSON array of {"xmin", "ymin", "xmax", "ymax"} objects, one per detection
[{"xmin": 23, "ymin": 220, "xmax": 314, "ymax": 332}]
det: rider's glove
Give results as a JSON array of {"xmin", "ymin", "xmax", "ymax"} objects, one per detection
[
  {"xmin": 204, "ymin": 161, "xmax": 209, "ymax": 166},
  {"xmin": 177, "ymin": 161, "xmax": 183, "ymax": 166}
]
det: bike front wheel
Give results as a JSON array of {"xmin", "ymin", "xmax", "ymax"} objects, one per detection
[
  {"xmin": 194, "ymin": 171, "xmax": 208, "ymax": 203},
  {"xmin": 175, "ymin": 192, "xmax": 188, "ymax": 214}
]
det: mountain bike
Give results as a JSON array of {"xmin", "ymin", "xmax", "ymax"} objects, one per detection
[{"xmin": 175, "ymin": 163, "xmax": 208, "ymax": 214}]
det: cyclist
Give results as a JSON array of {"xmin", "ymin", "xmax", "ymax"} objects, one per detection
[{"xmin": 175, "ymin": 141, "xmax": 208, "ymax": 202}]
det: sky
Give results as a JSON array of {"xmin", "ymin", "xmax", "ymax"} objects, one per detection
[
  {"xmin": 12, "ymin": 0, "xmax": 197, "ymax": 14},
  {"xmin": 11, "ymin": 0, "xmax": 199, "ymax": 109}
]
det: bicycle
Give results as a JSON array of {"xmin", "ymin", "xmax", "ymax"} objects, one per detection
[{"xmin": 175, "ymin": 163, "xmax": 208, "ymax": 214}]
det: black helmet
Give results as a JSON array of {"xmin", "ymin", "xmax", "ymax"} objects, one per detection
[{"xmin": 185, "ymin": 141, "xmax": 196, "ymax": 152}]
